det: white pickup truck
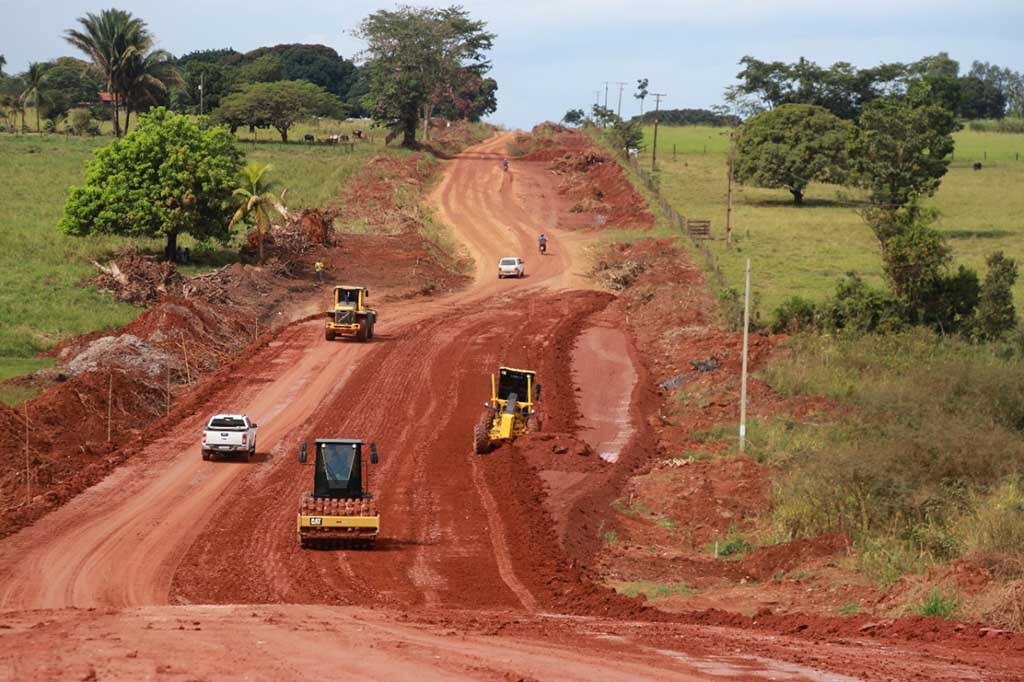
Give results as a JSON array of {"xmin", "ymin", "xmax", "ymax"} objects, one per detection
[{"xmin": 201, "ymin": 414, "xmax": 258, "ymax": 461}]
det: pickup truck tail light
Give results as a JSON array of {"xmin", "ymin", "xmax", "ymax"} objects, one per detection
[
  {"xmin": 242, "ymin": 433, "xmax": 248, "ymax": 444},
  {"xmin": 202, "ymin": 432, "xmax": 207, "ymax": 443}
]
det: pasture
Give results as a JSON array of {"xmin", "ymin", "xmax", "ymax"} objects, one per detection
[
  {"xmin": 639, "ymin": 125, "xmax": 1024, "ymax": 312},
  {"xmin": 0, "ymin": 129, "xmax": 384, "ymax": 403}
]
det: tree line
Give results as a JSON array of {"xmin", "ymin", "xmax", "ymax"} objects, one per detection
[
  {"xmin": 727, "ymin": 53, "xmax": 1024, "ymax": 121},
  {"xmin": 0, "ymin": 5, "xmax": 498, "ymax": 143}
]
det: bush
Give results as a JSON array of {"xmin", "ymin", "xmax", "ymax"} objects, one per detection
[
  {"xmin": 66, "ymin": 108, "xmax": 97, "ymax": 136},
  {"xmin": 975, "ymin": 251, "xmax": 1019, "ymax": 340},
  {"xmin": 819, "ymin": 273, "xmax": 903, "ymax": 334},
  {"xmin": 42, "ymin": 118, "xmax": 56, "ymax": 133},
  {"xmin": 770, "ymin": 296, "xmax": 817, "ymax": 333},
  {"xmin": 967, "ymin": 118, "xmax": 1024, "ymax": 134}
]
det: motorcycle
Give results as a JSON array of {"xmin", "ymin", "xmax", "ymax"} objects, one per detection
[
  {"xmin": 502, "ymin": 159, "xmax": 509, "ymax": 172},
  {"xmin": 538, "ymin": 241, "xmax": 547, "ymax": 254}
]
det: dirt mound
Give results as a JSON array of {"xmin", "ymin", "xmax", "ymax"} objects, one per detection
[
  {"xmin": 337, "ymin": 154, "xmax": 435, "ymax": 231},
  {"xmin": 510, "ymin": 126, "xmax": 654, "ymax": 229}
]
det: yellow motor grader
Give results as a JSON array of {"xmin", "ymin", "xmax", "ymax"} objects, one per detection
[
  {"xmin": 473, "ymin": 366, "xmax": 541, "ymax": 454},
  {"xmin": 325, "ymin": 285, "xmax": 376, "ymax": 341},
  {"xmin": 296, "ymin": 438, "xmax": 380, "ymax": 548}
]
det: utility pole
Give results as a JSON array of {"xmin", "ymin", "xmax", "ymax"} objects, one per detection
[
  {"xmin": 739, "ymin": 259, "xmax": 751, "ymax": 453},
  {"xmin": 650, "ymin": 93, "xmax": 666, "ymax": 172},
  {"xmin": 615, "ymin": 81, "xmax": 627, "ymax": 118},
  {"xmin": 594, "ymin": 90, "xmax": 601, "ymax": 107},
  {"xmin": 603, "ymin": 81, "xmax": 610, "ymax": 109},
  {"xmin": 199, "ymin": 72, "xmax": 204, "ymax": 116}
]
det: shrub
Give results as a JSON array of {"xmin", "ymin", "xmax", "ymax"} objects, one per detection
[
  {"xmin": 819, "ymin": 273, "xmax": 903, "ymax": 334},
  {"xmin": 770, "ymin": 296, "xmax": 817, "ymax": 333},
  {"xmin": 66, "ymin": 108, "xmax": 96, "ymax": 136},
  {"xmin": 974, "ymin": 251, "xmax": 1019, "ymax": 341},
  {"xmin": 42, "ymin": 118, "xmax": 56, "ymax": 133}
]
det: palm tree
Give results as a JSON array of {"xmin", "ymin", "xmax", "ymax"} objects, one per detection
[
  {"xmin": 121, "ymin": 49, "xmax": 181, "ymax": 133},
  {"xmin": 229, "ymin": 163, "xmax": 283, "ymax": 264},
  {"xmin": 64, "ymin": 9, "xmax": 150, "ymax": 136},
  {"xmin": 20, "ymin": 62, "xmax": 49, "ymax": 133}
]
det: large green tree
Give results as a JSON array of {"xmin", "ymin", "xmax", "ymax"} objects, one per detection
[
  {"xmin": 357, "ymin": 5, "xmax": 495, "ymax": 147},
  {"xmin": 849, "ymin": 97, "xmax": 958, "ymax": 207},
  {"xmin": 60, "ymin": 108, "xmax": 242, "ymax": 260},
  {"xmin": 733, "ymin": 104, "xmax": 852, "ymax": 204},
  {"xmin": 214, "ymin": 80, "xmax": 343, "ymax": 141},
  {"xmin": 65, "ymin": 8, "xmax": 153, "ymax": 136}
]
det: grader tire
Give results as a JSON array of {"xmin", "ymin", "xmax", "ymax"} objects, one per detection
[
  {"xmin": 473, "ymin": 411, "xmax": 492, "ymax": 455},
  {"xmin": 325, "ymin": 329, "xmax": 336, "ymax": 341}
]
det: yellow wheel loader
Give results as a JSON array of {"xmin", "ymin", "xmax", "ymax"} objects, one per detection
[
  {"xmin": 325, "ymin": 285, "xmax": 377, "ymax": 341},
  {"xmin": 473, "ymin": 367, "xmax": 541, "ymax": 454},
  {"xmin": 296, "ymin": 438, "xmax": 380, "ymax": 548}
]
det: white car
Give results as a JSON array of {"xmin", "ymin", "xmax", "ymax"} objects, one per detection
[
  {"xmin": 202, "ymin": 414, "xmax": 258, "ymax": 461},
  {"xmin": 498, "ymin": 257, "xmax": 525, "ymax": 279}
]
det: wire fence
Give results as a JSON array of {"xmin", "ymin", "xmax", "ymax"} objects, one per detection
[{"xmin": 619, "ymin": 152, "xmax": 731, "ymax": 294}]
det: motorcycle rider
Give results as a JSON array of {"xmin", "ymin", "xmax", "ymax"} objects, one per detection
[
  {"xmin": 538, "ymin": 233, "xmax": 548, "ymax": 254},
  {"xmin": 502, "ymin": 158, "xmax": 509, "ymax": 171}
]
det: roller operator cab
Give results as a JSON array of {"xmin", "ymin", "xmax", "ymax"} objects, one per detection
[
  {"xmin": 297, "ymin": 438, "xmax": 380, "ymax": 548},
  {"xmin": 473, "ymin": 367, "xmax": 541, "ymax": 454},
  {"xmin": 325, "ymin": 285, "xmax": 377, "ymax": 342}
]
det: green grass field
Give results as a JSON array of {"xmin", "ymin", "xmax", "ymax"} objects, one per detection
[
  {"xmin": 640, "ymin": 125, "xmax": 1024, "ymax": 313},
  {"xmin": 0, "ymin": 127, "xmax": 384, "ymax": 403}
]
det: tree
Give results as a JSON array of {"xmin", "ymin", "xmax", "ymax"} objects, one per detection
[
  {"xmin": 732, "ymin": 104, "xmax": 852, "ymax": 204},
  {"xmin": 228, "ymin": 162, "xmax": 282, "ymax": 264},
  {"xmin": 236, "ymin": 54, "xmax": 284, "ymax": 84},
  {"xmin": 957, "ymin": 76, "xmax": 1007, "ymax": 119},
  {"xmin": 561, "ymin": 108, "xmax": 585, "ymax": 127},
  {"xmin": 214, "ymin": 80, "xmax": 343, "ymax": 141},
  {"xmin": 65, "ymin": 9, "xmax": 153, "ymax": 137},
  {"xmin": 120, "ymin": 49, "xmax": 181, "ymax": 132},
  {"xmin": 20, "ymin": 62, "xmax": 49, "ymax": 132},
  {"xmin": 432, "ymin": 71, "xmax": 497, "ymax": 121},
  {"xmin": 39, "ymin": 58, "xmax": 103, "ymax": 120},
  {"xmin": 357, "ymin": 6, "xmax": 495, "ymax": 147},
  {"xmin": 975, "ymin": 251, "xmax": 1019, "ymax": 340},
  {"xmin": 635, "ymin": 78, "xmax": 649, "ymax": 115},
  {"xmin": 849, "ymin": 97, "xmax": 958, "ymax": 207},
  {"xmin": 607, "ymin": 117, "xmax": 643, "ymax": 152},
  {"xmin": 0, "ymin": 54, "xmax": 6, "ymax": 77},
  {"xmin": 60, "ymin": 108, "xmax": 242, "ymax": 260}
]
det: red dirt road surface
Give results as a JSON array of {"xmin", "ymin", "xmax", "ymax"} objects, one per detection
[{"xmin": 2, "ymin": 134, "xmax": 1023, "ymax": 681}]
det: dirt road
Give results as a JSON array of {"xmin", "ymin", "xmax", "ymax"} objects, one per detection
[{"xmin": 2, "ymin": 135, "xmax": 1022, "ymax": 681}]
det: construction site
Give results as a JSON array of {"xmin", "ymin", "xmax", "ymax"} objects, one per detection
[{"xmin": 1, "ymin": 128, "xmax": 1023, "ymax": 682}]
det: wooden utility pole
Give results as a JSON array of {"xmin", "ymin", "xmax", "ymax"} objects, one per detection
[
  {"xmin": 650, "ymin": 93, "xmax": 666, "ymax": 172},
  {"xmin": 739, "ymin": 259, "xmax": 751, "ymax": 453},
  {"xmin": 615, "ymin": 81, "xmax": 627, "ymax": 118},
  {"xmin": 726, "ymin": 131, "xmax": 736, "ymax": 248}
]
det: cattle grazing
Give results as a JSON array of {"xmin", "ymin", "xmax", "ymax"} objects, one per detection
[
  {"xmin": 325, "ymin": 135, "xmax": 340, "ymax": 145},
  {"xmin": 973, "ymin": 162, "xmax": 983, "ymax": 171},
  {"xmin": 339, "ymin": 134, "xmax": 349, "ymax": 142},
  {"xmin": 304, "ymin": 134, "xmax": 315, "ymax": 144},
  {"xmin": 352, "ymin": 129, "xmax": 364, "ymax": 139}
]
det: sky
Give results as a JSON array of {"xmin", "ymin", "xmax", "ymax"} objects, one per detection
[{"xmin": 2, "ymin": 0, "xmax": 1022, "ymax": 129}]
